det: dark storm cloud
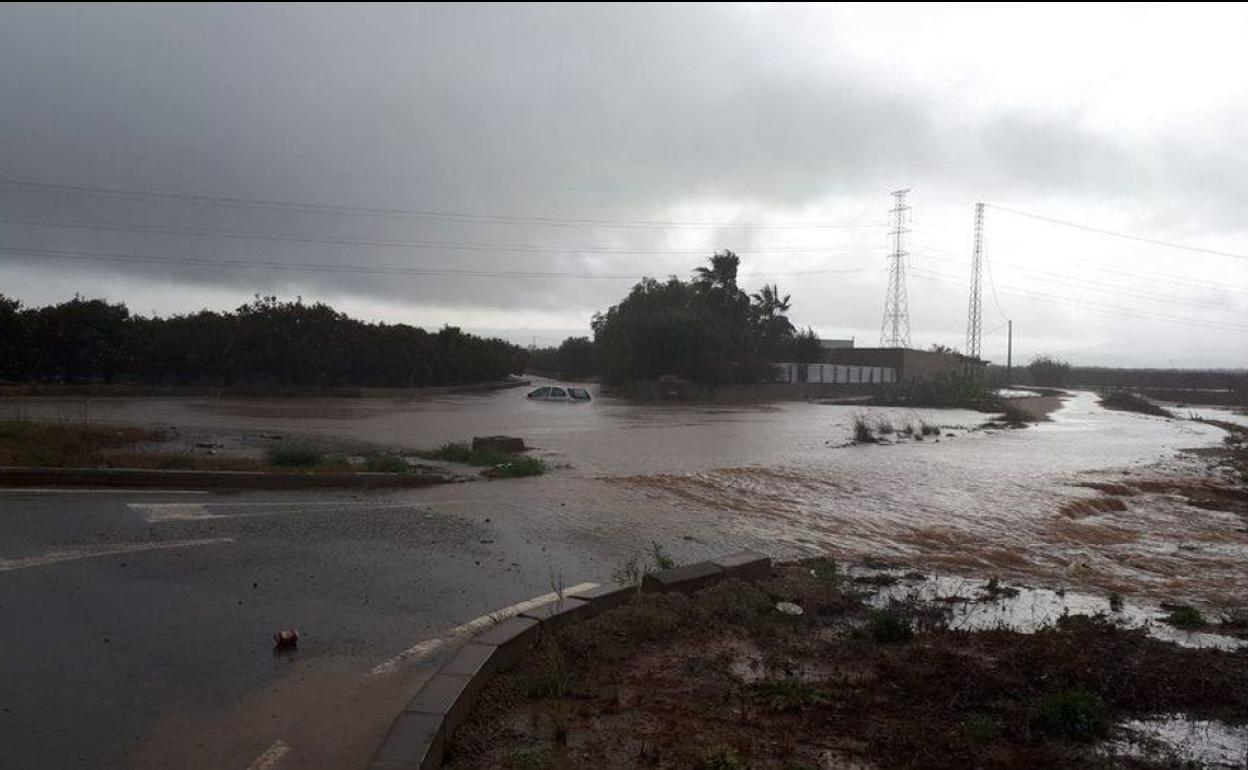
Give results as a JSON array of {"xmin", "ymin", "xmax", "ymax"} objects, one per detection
[{"xmin": 0, "ymin": 3, "xmax": 1245, "ymax": 364}]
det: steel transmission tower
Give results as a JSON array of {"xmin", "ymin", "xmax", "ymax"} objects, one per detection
[
  {"xmin": 965, "ymin": 203, "xmax": 985, "ymax": 359},
  {"xmin": 879, "ymin": 189, "xmax": 912, "ymax": 348}
]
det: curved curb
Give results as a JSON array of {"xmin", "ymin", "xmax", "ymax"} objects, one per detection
[
  {"xmin": 0, "ymin": 465, "xmax": 453, "ymax": 490},
  {"xmin": 367, "ymin": 551, "xmax": 772, "ymax": 770}
]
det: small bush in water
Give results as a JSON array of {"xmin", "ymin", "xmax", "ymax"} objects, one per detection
[
  {"xmin": 265, "ymin": 444, "xmax": 322, "ymax": 468},
  {"xmin": 488, "ymin": 455, "xmax": 547, "ymax": 478},
  {"xmin": 851, "ymin": 415, "xmax": 876, "ymax": 443},
  {"xmin": 363, "ymin": 453, "xmax": 409, "ymax": 473},
  {"xmin": 1162, "ymin": 605, "xmax": 1206, "ymax": 629}
]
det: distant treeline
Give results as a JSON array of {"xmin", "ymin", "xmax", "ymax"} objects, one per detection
[
  {"xmin": 0, "ymin": 294, "xmax": 527, "ymax": 387},
  {"xmin": 992, "ymin": 363, "xmax": 1247, "ymax": 393}
]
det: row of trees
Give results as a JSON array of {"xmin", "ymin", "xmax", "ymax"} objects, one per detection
[
  {"xmin": 527, "ymin": 336, "xmax": 599, "ymax": 380},
  {"xmin": 588, "ymin": 251, "xmax": 821, "ymax": 384},
  {"xmin": 0, "ymin": 294, "xmax": 528, "ymax": 387}
]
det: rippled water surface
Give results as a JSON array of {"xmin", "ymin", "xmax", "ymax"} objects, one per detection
[{"xmin": 10, "ymin": 386, "xmax": 1246, "ymax": 604}]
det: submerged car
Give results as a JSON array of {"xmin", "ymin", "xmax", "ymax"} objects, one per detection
[{"xmin": 527, "ymin": 385, "xmax": 592, "ymax": 402}]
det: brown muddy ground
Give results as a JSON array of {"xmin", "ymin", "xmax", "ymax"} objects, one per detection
[{"xmin": 448, "ymin": 562, "xmax": 1248, "ymax": 770}]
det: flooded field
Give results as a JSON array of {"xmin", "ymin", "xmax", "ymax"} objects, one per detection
[{"xmin": 6, "ymin": 386, "xmax": 1246, "ymax": 607}]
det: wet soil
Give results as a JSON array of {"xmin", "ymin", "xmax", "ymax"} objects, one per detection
[{"xmin": 448, "ymin": 561, "xmax": 1248, "ymax": 770}]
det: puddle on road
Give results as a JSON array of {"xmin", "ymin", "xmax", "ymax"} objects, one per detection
[{"xmin": 1109, "ymin": 716, "xmax": 1248, "ymax": 768}]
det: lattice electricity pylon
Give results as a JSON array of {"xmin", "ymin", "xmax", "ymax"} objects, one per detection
[
  {"xmin": 965, "ymin": 202, "xmax": 985, "ymax": 359},
  {"xmin": 879, "ymin": 189, "xmax": 912, "ymax": 348}
]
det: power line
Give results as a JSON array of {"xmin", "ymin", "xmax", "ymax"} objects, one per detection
[
  {"xmin": 910, "ymin": 241, "xmax": 1248, "ymax": 297},
  {"xmin": 987, "ymin": 203, "xmax": 1248, "ymax": 263},
  {"xmin": 909, "ymin": 251, "xmax": 1248, "ymax": 312},
  {"xmin": 909, "ymin": 266, "xmax": 1248, "ymax": 333},
  {"xmin": 0, "ymin": 176, "xmax": 888, "ymax": 231},
  {"xmin": 0, "ymin": 215, "xmax": 887, "ymax": 256},
  {"xmin": 0, "ymin": 244, "xmax": 874, "ymax": 281}
]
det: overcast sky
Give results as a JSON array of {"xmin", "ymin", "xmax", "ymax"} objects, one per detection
[{"xmin": 1, "ymin": 3, "xmax": 1246, "ymax": 367}]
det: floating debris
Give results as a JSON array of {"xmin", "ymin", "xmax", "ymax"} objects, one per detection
[{"xmin": 775, "ymin": 601, "xmax": 804, "ymax": 616}]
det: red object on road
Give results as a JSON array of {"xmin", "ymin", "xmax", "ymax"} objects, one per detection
[{"xmin": 273, "ymin": 629, "xmax": 299, "ymax": 651}]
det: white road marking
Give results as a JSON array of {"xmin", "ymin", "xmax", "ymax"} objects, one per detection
[
  {"xmin": 0, "ymin": 537, "xmax": 234, "ymax": 573},
  {"xmin": 129, "ymin": 503, "xmax": 216, "ymax": 521},
  {"xmin": 245, "ymin": 739, "xmax": 290, "ymax": 770},
  {"xmin": 0, "ymin": 488, "xmax": 208, "ymax": 494},
  {"xmin": 129, "ymin": 499, "xmax": 498, "ymax": 523},
  {"xmin": 367, "ymin": 581, "xmax": 598, "ymax": 677}
]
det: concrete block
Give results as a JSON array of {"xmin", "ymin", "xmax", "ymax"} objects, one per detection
[
  {"xmin": 472, "ymin": 616, "xmax": 539, "ymax": 669},
  {"xmin": 368, "ymin": 710, "xmax": 444, "ymax": 770},
  {"xmin": 519, "ymin": 596, "xmax": 592, "ymax": 631},
  {"xmin": 574, "ymin": 582, "xmax": 637, "ymax": 613},
  {"xmin": 440, "ymin": 642, "xmax": 499, "ymax": 682},
  {"xmin": 641, "ymin": 561, "xmax": 724, "ymax": 594},
  {"xmin": 405, "ymin": 673, "xmax": 475, "ymax": 734},
  {"xmin": 710, "ymin": 551, "xmax": 772, "ymax": 581}
]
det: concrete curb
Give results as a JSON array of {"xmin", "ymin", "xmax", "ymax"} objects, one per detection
[
  {"xmin": 367, "ymin": 551, "xmax": 771, "ymax": 770},
  {"xmin": 0, "ymin": 465, "xmax": 453, "ymax": 490}
]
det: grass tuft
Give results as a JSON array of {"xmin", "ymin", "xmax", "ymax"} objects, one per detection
[
  {"xmin": 506, "ymin": 746, "xmax": 555, "ymax": 770},
  {"xmin": 752, "ymin": 677, "xmax": 828, "ymax": 712},
  {"xmin": 703, "ymin": 746, "xmax": 747, "ymax": 770},
  {"xmin": 851, "ymin": 414, "xmax": 876, "ymax": 444},
  {"xmin": 362, "ymin": 453, "xmax": 410, "ymax": 473},
  {"xmin": 1030, "ymin": 690, "xmax": 1108, "ymax": 742},
  {"xmin": 869, "ymin": 609, "xmax": 914, "ymax": 643},
  {"xmin": 418, "ymin": 440, "xmax": 546, "ymax": 476},
  {"xmin": 265, "ymin": 443, "xmax": 322, "ymax": 468}
]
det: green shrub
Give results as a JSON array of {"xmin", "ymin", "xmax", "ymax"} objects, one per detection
[
  {"xmin": 962, "ymin": 713, "xmax": 1003, "ymax": 743},
  {"xmin": 528, "ymin": 641, "xmax": 573, "ymax": 700},
  {"xmin": 265, "ymin": 443, "xmax": 322, "ymax": 468},
  {"xmin": 752, "ymin": 677, "xmax": 828, "ymax": 712},
  {"xmin": 1098, "ymin": 391, "xmax": 1173, "ymax": 417},
  {"xmin": 703, "ymin": 746, "xmax": 747, "ymax": 770},
  {"xmin": 1162, "ymin": 605, "xmax": 1206, "ymax": 629},
  {"xmin": 419, "ymin": 440, "xmax": 537, "ymax": 472},
  {"xmin": 506, "ymin": 746, "xmax": 555, "ymax": 770},
  {"xmin": 362, "ymin": 453, "xmax": 409, "ymax": 473},
  {"xmin": 421, "ymin": 441, "xmax": 475, "ymax": 463},
  {"xmin": 1031, "ymin": 690, "xmax": 1107, "ymax": 741},
  {"xmin": 650, "ymin": 541, "xmax": 676, "ymax": 570},
  {"xmin": 488, "ymin": 455, "xmax": 548, "ymax": 478},
  {"xmin": 874, "ymin": 371, "xmax": 1003, "ymax": 410},
  {"xmin": 997, "ymin": 402, "xmax": 1031, "ymax": 426},
  {"xmin": 869, "ymin": 610, "xmax": 914, "ymax": 643},
  {"xmin": 158, "ymin": 454, "xmax": 196, "ymax": 470},
  {"xmin": 810, "ymin": 557, "xmax": 839, "ymax": 585},
  {"xmin": 1029, "ymin": 355, "xmax": 1071, "ymax": 387}
]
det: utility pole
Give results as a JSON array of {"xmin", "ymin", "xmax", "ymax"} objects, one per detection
[
  {"xmin": 879, "ymin": 189, "xmax": 912, "ymax": 348},
  {"xmin": 965, "ymin": 202, "xmax": 985, "ymax": 360},
  {"xmin": 1006, "ymin": 319, "xmax": 1013, "ymax": 384}
]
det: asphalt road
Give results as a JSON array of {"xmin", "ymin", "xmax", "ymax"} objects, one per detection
[{"xmin": 0, "ymin": 485, "xmax": 666, "ymax": 770}]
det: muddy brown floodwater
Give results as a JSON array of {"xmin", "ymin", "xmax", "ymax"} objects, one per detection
[{"xmin": 7, "ymin": 385, "xmax": 1247, "ymax": 607}]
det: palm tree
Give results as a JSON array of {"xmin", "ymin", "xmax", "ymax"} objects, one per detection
[
  {"xmin": 750, "ymin": 283, "xmax": 792, "ymax": 321},
  {"xmin": 694, "ymin": 250, "xmax": 740, "ymax": 291},
  {"xmin": 750, "ymin": 283, "xmax": 795, "ymax": 357}
]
